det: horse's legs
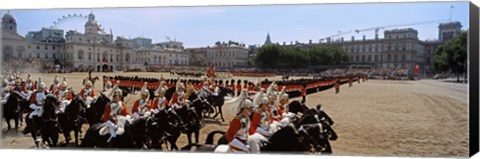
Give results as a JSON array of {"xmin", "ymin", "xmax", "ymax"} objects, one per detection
[
  {"xmin": 195, "ymin": 129, "xmax": 200, "ymax": 144},
  {"xmin": 14, "ymin": 116, "xmax": 19, "ymax": 131},
  {"xmin": 6, "ymin": 118, "xmax": 12, "ymax": 131},
  {"xmin": 322, "ymin": 140, "xmax": 333, "ymax": 154},
  {"xmin": 219, "ymin": 106, "xmax": 225, "ymax": 122},
  {"xmin": 186, "ymin": 132, "xmax": 192, "ymax": 145}
]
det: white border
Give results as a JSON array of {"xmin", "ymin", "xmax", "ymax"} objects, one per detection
[{"xmin": 0, "ymin": 0, "xmax": 478, "ymax": 159}]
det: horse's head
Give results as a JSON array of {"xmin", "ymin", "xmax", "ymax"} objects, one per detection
[
  {"xmin": 288, "ymin": 100, "xmax": 308, "ymax": 114},
  {"xmin": 300, "ymin": 123, "xmax": 337, "ymax": 152},
  {"xmin": 219, "ymin": 87, "xmax": 234, "ymax": 97}
]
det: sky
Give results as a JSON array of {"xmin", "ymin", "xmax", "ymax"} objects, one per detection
[{"xmin": 0, "ymin": 1, "xmax": 469, "ymax": 48}]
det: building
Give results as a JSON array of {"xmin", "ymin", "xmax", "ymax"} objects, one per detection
[
  {"xmin": 131, "ymin": 37, "xmax": 152, "ymax": 49},
  {"xmin": 280, "ymin": 22, "xmax": 462, "ymax": 76},
  {"xmin": 1, "ymin": 11, "xmax": 29, "ymax": 61},
  {"xmin": 136, "ymin": 41, "xmax": 189, "ymax": 67},
  {"xmin": 1, "ymin": 11, "xmax": 147, "ymax": 72},
  {"xmin": 188, "ymin": 41, "xmax": 249, "ymax": 68}
]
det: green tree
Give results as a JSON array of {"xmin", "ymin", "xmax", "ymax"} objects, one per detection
[
  {"xmin": 255, "ymin": 44, "xmax": 281, "ymax": 67},
  {"xmin": 433, "ymin": 31, "xmax": 467, "ymax": 82}
]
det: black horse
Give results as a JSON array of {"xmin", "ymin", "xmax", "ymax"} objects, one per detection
[
  {"xmin": 57, "ymin": 95, "xmax": 88, "ymax": 146},
  {"xmin": 294, "ymin": 105, "xmax": 338, "ymax": 154},
  {"xmin": 180, "ymin": 124, "xmax": 323, "ymax": 153},
  {"xmin": 147, "ymin": 108, "xmax": 186, "ymax": 150},
  {"xmin": 3, "ymin": 91, "xmax": 23, "ymax": 131},
  {"xmin": 40, "ymin": 95, "xmax": 61, "ymax": 147},
  {"xmin": 80, "ymin": 117, "xmax": 141, "ymax": 149},
  {"xmin": 199, "ymin": 86, "xmax": 233, "ymax": 122},
  {"xmin": 84, "ymin": 93, "xmax": 110, "ymax": 126}
]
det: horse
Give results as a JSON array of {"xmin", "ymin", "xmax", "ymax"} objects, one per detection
[
  {"xmin": 57, "ymin": 95, "xmax": 88, "ymax": 147},
  {"xmin": 80, "ymin": 118, "xmax": 138, "ymax": 149},
  {"xmin": 40, "ymin": 95, "xmax": 61, "ymax": 147},
  {"xmin": 294, "ymin": 105, "xmax": 338, "ymax": 154},
  {"xmin": 84, "ymin": 93, "xmax": 110, "ymax": 126},
  {"xmin": 174, "ymin": 104, "xmax": 202, "ymax": 146},
  {"xmin": 147, "ymin": 108, "xmax": 186, "ymax": 150},
  {"xmin": 3, "ymin": 91, "xmax": 23, "ymax": 131},
  {"xmin": 199, "ymin": 86, "xmax": 233, "ymax": 122},
  {"xmin": 180, "ymin": 124, "xmax": 323, "ymax": 153}
]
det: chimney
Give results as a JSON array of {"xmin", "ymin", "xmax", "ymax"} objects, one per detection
[
  {"xmin": 363, "ymin": 35, "xmax": 366, "ymax": 41},
  {"xmin": 309, "ymin": 39, "xmax": 312, "ymax": 44},
  {"xmin": 351, "ymin": 36, "xmax": 355, "ymax": 41},
  {"xmin": 283, "ymin": 41, "xmax": 286, "ymax": 46},
  {"xmin": 341, "ymin": 37, "xmax": 344, "ymax": 42},
  {"xmin": 375, "ymin": 33, "xmax": 379, "ymax": 40}
]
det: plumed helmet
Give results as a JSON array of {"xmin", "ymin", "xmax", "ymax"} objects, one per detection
[
  {"xmin": 85, "ymin": 80, "xmax": 92, "ymax": 87},
  {"xmin": 141, "ymin": 89, "xmax": 149, "ymax": 97},
  {"xmin": 2, "ymin": 79, "xmax": 7, "ymax": 85},
  {"xmin": 53, "ymin": 74, "xmax": 59, "ymax": 83},
  {"xmin": 39, "ymin": 82, "xmax": 46, "ymax": 89},
  {"xmin": 261, "ymin": 96, "xmax": 269, "ymax": 105},
  {"xmin": 61, "ymin": 81, "xmax": 68, "ymax": 88},
  {"xmin": 106, "ymin": 81, "xmax": 112, "ymax": 87},
  {"xmin": 281, "ymin": 93, "xmax": 289, "ymax": 100},
  {"xmin": 244, "ymin": 99, "xmax": 253, "ymax": 108},
  {"xmin": 157, "ymin": 87, "xmax": 166, "ymax": 96},
  {"xmin": 113, "ymin": 89, "xmax": 123, "ymax": 97}
]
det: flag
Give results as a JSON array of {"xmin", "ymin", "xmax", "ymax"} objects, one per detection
[
  {"xmin": 415, "ymin": 64, "xmax": 419, "ymax": 74},
  {"xmin": 450, "ymin": 5, "xmax": 454, "ymax": 8},
  {"xmin": 207, "ymin": 64, "xmax": 215, "ymax": 78}
]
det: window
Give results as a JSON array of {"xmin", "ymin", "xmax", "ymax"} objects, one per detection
[
  {"xmin": 37, "ymin": 45, "xmax": 40, "ymax": 49},
  {"xmin": 45, "ymin": 54, "xmax": 48, "ymax": 59},
  {"xmin": 52, "ymin": 46, "xmax": 55, "ymax": 50},
  {"xmin": 88, "ymin": 53, "xmax": 92, "ymax": 60},
  {"xmin": 53, "ymin": 54, "xmax": 56, "ymax": 59},
  {"xmin": 45, "ymin": 46, "xmax": 48, "ymax": 50}
]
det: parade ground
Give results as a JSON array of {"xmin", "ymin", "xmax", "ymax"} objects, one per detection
[{"xmin": 1, "ymin": 72, "xmax": 469, "ymax": 157}]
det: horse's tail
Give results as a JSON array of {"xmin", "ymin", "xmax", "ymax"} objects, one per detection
[
  {"xmin": 205, "ymin": 130, "xmax": 225, "ymax": 145},
  {"xmin": 180, "ymin": 143, "xmax": 204, "ymax": 151}
]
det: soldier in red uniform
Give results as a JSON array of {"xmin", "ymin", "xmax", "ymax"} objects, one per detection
[
  {"xmin": 225, "ymin": 98, "xmax": 254, "ymax": 152},
  {"xmin": 132, "ymin": 83, "xmax": 152, "ymax": 119},
  {"xmin": 101, "ymin": 89, "xmax": 129, "ymax": 142},
  {"xmin": 79, "ymin": 80, "xmax": 96, "ymax": 99},
  {"xmin": 55, "ymin": 81, "xmax": 73, "ymax": 113},
  {"xmin": 152, "ymin": 86, "xmax": 169, "ymax": 114},
  {"xmin": 170, "ymin": 82, "xmax": 187, "ymax": 109},
  {"xmin": 248, "ymin": 96, "xmax": 271, "ymax": 153},
  {"xmin": 335, "ymin": 80, "xmax": 340, "ymax": 94},
  {"xmin": 49, "ymin": 75, "xmax": 60, "ymax": 94}
]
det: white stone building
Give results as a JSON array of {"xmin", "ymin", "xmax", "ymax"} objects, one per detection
[{"xmin": 188, "ymin": 41, "xmax": 249, "ymax": 68}]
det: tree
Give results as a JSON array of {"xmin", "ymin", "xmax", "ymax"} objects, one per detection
[
  {"xmin": 255, "ymin": 44, "xmax": 281, "ymax": 68},
  {"xmin": 433, "ymin": 31, "xmax": 467, "ymax": 82}
]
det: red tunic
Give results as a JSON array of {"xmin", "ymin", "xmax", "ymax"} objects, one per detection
[
  {"xmin": 132, "ymin": 99, "xmax": 152, "ymax": 114},
  {"xmin": 79, "ymin": 89, "xmax": 96, "ymax": 98},
  {"xmin": 103, "ymin": 102, "xmax": 129, "ymax": 123},
  {"xmin": 152, "ymin": 97, "xmax": 169, "ymax": 108},
  {"xmin": 226, "ymin": 117, "xmax": 242, "ymax": 142},
  {"xmin": 170, "ymin": 92, "xmax": 186, "ymax": 106},
  {"xmin": 29, "ymin": 91, "xmax": 46, "ymax": 106},
  {"xmin": 55, "ymin": 90, "xmax": 73, "ymax": 100},
  {"xmin": 249, "ymin": 112, "xmax": 262, "ymax": 135}
]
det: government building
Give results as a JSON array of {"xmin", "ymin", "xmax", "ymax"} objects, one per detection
[{"xmin": 1, "ymin": 11, "xmax": 190, "ymax": 72}]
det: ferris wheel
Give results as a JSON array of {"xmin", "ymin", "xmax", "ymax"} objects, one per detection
[{"xmin": 49, "ymin": 13, "xmax": 107, "ymax": 34}]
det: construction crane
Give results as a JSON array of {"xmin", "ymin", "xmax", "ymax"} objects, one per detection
[
  {"xmin": 353, "ymin": 18, "xmax": 451, "ymax": 39},
  {"xmin": 319, "ymin": 30, "xmax": 354, "ymax": 42}
]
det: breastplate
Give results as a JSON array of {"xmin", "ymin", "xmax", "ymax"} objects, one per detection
[
  {"xmin": 260, "ymin": 111, "xmax": 269, "ymax": 128},
  {"xmin": 36, "ymin": 92, "xmax": 46, "ymax": 105},
  {"xmin": 157, "ymin": 97, "xmax": 166, "ymax": 109},
  {"xmin": 236, "ymin": 117, "xmax": 250, "ymax": 140}
]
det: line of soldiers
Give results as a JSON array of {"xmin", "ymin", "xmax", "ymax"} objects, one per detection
[{"xmin": 222, "ymin": 82, "xmax": 296, "ymax": 153}]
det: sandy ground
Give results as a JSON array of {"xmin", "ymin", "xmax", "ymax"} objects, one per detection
[{"xmin": 0, "ymin": 72, "xmax": 469, "ymax": 157}]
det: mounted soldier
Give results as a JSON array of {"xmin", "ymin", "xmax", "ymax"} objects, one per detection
[
  {"xmin": 49, "ymin": 74, "xmax": 60, "ymax": 94},
  {"xmin": 131, "ymin": 82, "xmax": 152, "ymax": 119},
  {"xmin": 55, "ymin": 77, "xmax": 72, "ymax": 113},
  {"xmin": 224, "ymin": 90, "xmax": 256, "ymax": 153},
  {"xmin": 170, "ymin": 81, "xmax": 188, "ymax": 110},
  {"xmin": 152, "ymin": 82, "xmax": 169, "ymax": 114},
  {"xmin": 100, "ymin": 88, "xmax": 130, "ymax": 142}
]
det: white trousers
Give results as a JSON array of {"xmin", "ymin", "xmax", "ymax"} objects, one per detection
[
  {"xmin": 29, "ymin": 104, "xmax": 43, "ymax": 119},
  {"xmin": 248, "ymin": 133, "xmax": 268, "ymax": 153}
]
